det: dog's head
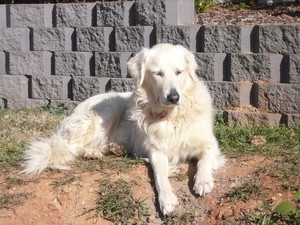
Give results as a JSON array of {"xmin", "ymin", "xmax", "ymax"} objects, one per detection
[{"xmin": 128, "ymin": 43, "xmax": 198, "ymax": 108}]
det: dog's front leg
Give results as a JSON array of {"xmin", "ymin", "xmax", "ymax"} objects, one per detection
[
  {"xmin": 193, "ymin": 147, "xmax": 216, "ymax": 196},
  {"xmin": 149, "ymin": 151, "xmax": 179, "ymax": 215}
]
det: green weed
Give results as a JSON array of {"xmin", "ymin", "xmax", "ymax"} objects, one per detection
[{"xmin": 195, "ymin": 0, "xmax": 215, "ymax": 13}]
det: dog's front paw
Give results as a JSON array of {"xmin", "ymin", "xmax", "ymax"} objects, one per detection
[
  {"xmin": 193, "ymin": 173, "xmax": 214, "ymax": 196},
  {"xmin": 159, "ymin": 191, "xmax": 179, "ymax": 215}
]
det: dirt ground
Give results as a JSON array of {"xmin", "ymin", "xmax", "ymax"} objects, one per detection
[{"xmin": 0, "ymin": 155, "xmax": 295, "ymax": 225}]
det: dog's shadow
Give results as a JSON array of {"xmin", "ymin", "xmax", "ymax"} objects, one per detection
[{"xmin": 145, "ymin": 160, "xmax": 199, "ymax": 217}]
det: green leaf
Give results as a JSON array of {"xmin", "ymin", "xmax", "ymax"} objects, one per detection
[
  {"xmin": 273, "ymin": 201, "xmax": 296, "ymax": 214},
  {"xmin": 293, "ymin": 191, "xmax": 300, "ymax": 200}
]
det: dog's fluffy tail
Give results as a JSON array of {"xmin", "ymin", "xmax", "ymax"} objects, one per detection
[{"xmin": 21, "ymin": 134, "xmax": 78, "ymax": 174}]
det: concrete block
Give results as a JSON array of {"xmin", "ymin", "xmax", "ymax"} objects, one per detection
[
  {"xmin": 0, "ymin": 75, "xmax": 28, "ymax": 99},
  {"xmin": 202, "ymin": 25, "xmax": 243, "ymax": 53},
  {"xmin": 224, "ymin": 110, "xmax": 282, "ymax": 126},
  {"xmin": 54, "ymin": 52, "xmax": 93, "ymax": 76},
  {"xmin": 135, "ymin": 0, "xmax": 166, "ymax": 26},
  {"xmin": 9, "ymin": 51, "xmax": 52, "ymax": 75},
  {"xmin": 9, "ymin": 4, "xmax": 54, "ymax": 28},
  {"xmin": 257, "ymin": 25, "xmax": 300, "ymax": 54},
  {"xmin": 254, "ymin": 83, "xmax": 300, "ymax": 114},
  {"xmin": 205, "ymin": 81, "xmax": 252, "ymax": 109},
  {"xmin": 72, "ymin": 77, "xmax": 109, "ymax": 101},
  {"xmin": 108, "ymin": 78, "xmax": 135, "ymax": 92},
  {"xmin": 103, "ymin": 27, "xmax": 115, "ymax": 51},
  {"xmin": 288, "ymin": 54, "xmax": 300, "ymax": 83},
  {"xmin": 0, "ymin": 28, "xmax": 30, "ymax": 51},
  {"xmin": 95, "ymin": 52, "xmax": 132, "ymax": 78},
  {"xmin": 31, "ymin": 75, "xmax": 71, "ymax": 100},
  {"xmin": 156, "ymin": 26, "xmax": 191, "ymax": 49},
  {"xmin": 56, "ymin": 3, "xmax": 89, "ymax": 27},
  {"xmin": 96, "ymin": 1, "xmax": 134, "ymax": 26},
  {"xmin": 76, "ymin": 27, "xmax": 105, "ymax": 52},
  {"xmin": 229, "ymin": 53, "xmax": 272, "ymax": 82},
  {"xmin": 33, "ymin": 28, "xmax": 74, "ymax": 51},
  {"xmin": 195, "ymin": 53, "xmax": 226, "ymax": 81},
  {"xmin": 165, "ymin": 0, "xmax": 194, "ymax": 25},
  {"xmin": 0, "ymin": 52, "xmax": 6, "ymax": 74},
  {"xmin": 282, "ymin": 114, "xmax": 300, "ymax": 127},
  {"xmin": 115, "ymin": 26, "xmax": 154, "ymax": 51},
  {"xmin": 0, "ymin": 5, "xmax": 7, "ymax": 28}
]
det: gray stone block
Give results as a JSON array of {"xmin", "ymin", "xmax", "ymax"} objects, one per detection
[
  {"xmin": 257, "ymin": 25, "xmax": 300, "ymax": 54},
  {"xmin": 31, "ymin": 75, "xmax": 71, "ymax": 100},
  {"xmin": 195, "ymin": 53, "xmax": 226, "ymax": 81},
  {"xmin": 156, "ymin": 26, "xmax": 191, "ymax": 49},
  {"xmin": 9, "ymin": 4, "xmax": 54, "ymax": 28},
  {"xmin": 205, "ymin": 81, "xmax": 252, "ymax": 109},
  {"xmin": 135, "ymin": 0, "xmax": 166, "ymax": 26},
  {"xmin": 0, "ymin": 5, "xmax": 7, "ymax": 28},
  {"xmin": 72, "ymin": 77, "xmax": 109, "ymax": 101},
  {"xmin": 76, "ymin": 27, "xmax": 105, "ymax": 52},
  {"xmin": 115, "ymin": 26, "xmax": 154, "ymax": 51},
  {"xmin": 0, "ymin": 75, "xmax": 28, "ymax": 99},
  {"xmin": 282, "ymin": 114, "xmax": 300, "ymax": 127},
  {"xmin": 289, "ymin": 54, "xmax": 300, "ymax": 84},
  {"xmin": 33, "ymin": 28, "xmax": 74, "ymax": 51},
  {"xmin": 165, "ymin": 0, "xmax": 194, "ymax": 25},
  {"xmin": 95, "ymin": 52, "xmax": 132, "ymax": 78},
  {"xmin": 202, "ymin": 25, "xmax": 244, "ymax": 53},
  {"xmin": 96, "ymin": 1, "xmax": 134, "ymax": 26},
  {"xmin": 229, "ymin": 53, "xmax": 272, "ymax": 82},
  {"xmin": 0, "ymin": 52, "xmax": 6, "ymax": 74},
  {"xmin": 103, "ymin": 27, "xmax": 115, "ymax": 51},
  {"xmin": 0, "ymin": 28, "xmax": 30, "ymax": 51},
  {"xmin": 108, "ymin": 78, "xmax": 135, "ymax": 92},
  {"xmin": 254, "ymin": 83, "xmax": 300, "ymax": 113},
  {"xmin": 9, "ymin": 51, "xmax": 51, "ymax": 75},
  {"xmin": 54, "ymin": 52, "xmax": 93, "ymax": 76},
  {"xmin": 224, "ymin": 110, "xmax": 282, "ymax": 126},
  {"xmin": 56, "ymin": 3, "xmax": 89, "ymax": 27}
]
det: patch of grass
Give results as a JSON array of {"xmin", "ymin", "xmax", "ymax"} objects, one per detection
[
  {"xmin": 0, "ymin": 192, "xmax": 33, "ymax": 210},
  {"xmin": 51, "ymin": 174, "xmax": 81, "ymax": 190},
  {"xmin": 76, "ymin": 155, "xmax": 144, "ymax": 173},
  {"xmin": 214, "ymin": 125, "xmax": 299, "ymax": 158},
  {"xmin": 162, "ymin": 212, "xmax": 196, "ymax": 225},
  {"xmin": 86, "ymin": 178, "xmax": 149, "ymax": 224},
  {"xmin": 224, "ymin": 179, "xmax": 264, "ymax": 202},
  {"xmin": 0, "ymin": 108, "xmax": 65, "ymax": 167}
]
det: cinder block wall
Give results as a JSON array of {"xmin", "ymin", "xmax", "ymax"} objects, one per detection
[{"xmin": 0, "ymin": 0, "xmax": 299, "ymax": 126}]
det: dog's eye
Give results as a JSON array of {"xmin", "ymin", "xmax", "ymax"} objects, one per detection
[
  {"xmin": 176, "ymin": 70, "xmax": 183, "ymax": 76},
  {"xmin": 154, "ymin": 71, "xmax": 163, "ymax": 77}
]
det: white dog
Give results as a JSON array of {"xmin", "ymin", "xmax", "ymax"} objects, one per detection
[{"xmin": 22, "ymin": 43, "xmax": 225, "ymax": 215}]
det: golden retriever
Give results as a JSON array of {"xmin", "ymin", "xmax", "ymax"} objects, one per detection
[{"xmin": 22, "ymin": 43, "xmax": 225, "ymax": 215}]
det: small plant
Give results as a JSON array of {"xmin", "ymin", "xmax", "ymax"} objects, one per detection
[
  {"xmin": 249, "ymin": 191, "xmax": 300, "ymax": 225},
  {"xmin": 195, "ymin": 0, "xmax": 215, "ymax": 13}
]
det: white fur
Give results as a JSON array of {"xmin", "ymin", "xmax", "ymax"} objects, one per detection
[{"xmin": 22, "ymin": 43, "xmax": 225, "ymax": 215}]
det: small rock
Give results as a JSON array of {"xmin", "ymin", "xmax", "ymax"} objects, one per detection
[{"xmin": 250, "ymin": 135, "xmax": 267, "ymax": 145}]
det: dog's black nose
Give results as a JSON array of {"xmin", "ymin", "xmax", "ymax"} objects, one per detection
[{"xmin": 167, "ymin": 89, "xmax": 180, "ymax": 104}]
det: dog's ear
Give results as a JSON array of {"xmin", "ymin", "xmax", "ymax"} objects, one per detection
[{"xmin": 127, "ymin": 48, "xmax": 149, "ymax": 87}]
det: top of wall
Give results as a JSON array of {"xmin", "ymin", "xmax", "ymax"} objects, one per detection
[{"xmin": 0, "ymin": 0, "xmax": 195, "ymax": 28}]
